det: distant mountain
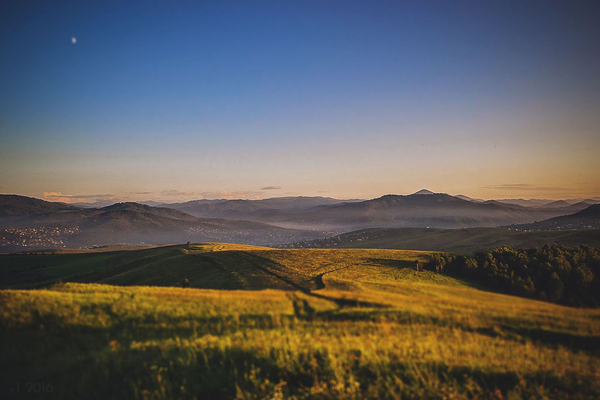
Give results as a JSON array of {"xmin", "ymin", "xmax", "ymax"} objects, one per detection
[
  {"xmin": 137, "ymin": 200, "xmax": 164, "ymax": 207},
  {"xmin": 514, "ymin": 204, "xmax": 600, "ymax": 230},
  {"xmin": 412, "ymin": 189, "xmax": 434, "ymax": 195},
  {"xmin": 0, "ymin": 196, "xmax": 330, "ymax": 252},
  {"xmin": 166, "ymin": 196, "xmax": 359, "ymax": 219},
  {"xmin": 101, "ymin": 202, "xmax": 199, "ymax": 221},
  {"xmin": 496, "ymin": 198, "xmax": 600, "ymax": 208},
  {"xmin": 163, "ymin": 192, "xmax": 593, "ymax": 230},
  {"xmin": 560, "ymin": 201, "xmax": 592, "ymax": 213},
  {"xmin": 2, "ymin": 193, "xmax": 596, "ymax": 252},
  {"xmin": 0, "ymin": 195, "xmax": 80, "ymax": 216},
  {"xmin": 481, "ymin": 200, "xmax": 525, "ymax": 208},
  {"xmin": 495, "ymin": 198, "xmax": 556, "ymax": 208},
  {"xmin": 479, "ymin": 199, "xmax": 582, "ymax": 214},
  {"xmin": 69, "ymin": 210, "xmax": 313, "ymax": 248},
  {"xmin": 454, "ymin": 194, "xmax": 484, "ymax": 202},
  {"xmin": 575, "ymin": 204, "xmax": 600, "ymax": 218},
  {"xmin": 252, "ymin": 192, "xmax": 580, "ymax": 230},
  {"xmin": 564, "ymin": 197, "xmax": 600, "ymax": 205},
  {"xmin": 70, "ymin": 200, "xmax": 117, "ymax": 208},
  {"xmin": 543, "ymin": 200, "xmax": 571, "ymax": 208},
  {"xmin": 72, "ymin": 200, "xmax": 165, "ymax": 208}
]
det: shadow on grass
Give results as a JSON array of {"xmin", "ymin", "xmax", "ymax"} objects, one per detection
[
  {"xmin": 229, "ymin": 251, "xmax": 391, "ymax": 309},
  {"xmin": 4, "ymin": 332, "xmax": 595, "ymax": 400},
  {"xmin": 475, "ymin": 325, "xmax": 600, "ymax": 354},
  {"xmin": 10, "ymin": 308, "xmax": 301, "ymax": 341}
]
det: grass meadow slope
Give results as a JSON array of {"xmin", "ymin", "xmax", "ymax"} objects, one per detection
[{"xmin": 1, "ymin": 244, "xmax": 600, "ymax": 399}]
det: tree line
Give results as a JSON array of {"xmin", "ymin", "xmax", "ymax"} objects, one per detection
[{"xmin": 426, "ymin": 244, "xmax": 600, "ymax": 307}]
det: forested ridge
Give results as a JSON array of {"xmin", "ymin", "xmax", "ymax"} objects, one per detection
[{"xmin": 427, "ymin": 245, "xmax": 600, "ymax": 307}]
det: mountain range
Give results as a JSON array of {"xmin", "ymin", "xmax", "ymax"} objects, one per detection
[
  {"xmin": 1, "ymin": 191, "xmax": 598, "ymax": 253},
  {"xmin": 0, "ymin": 196, "xmax": 330, "ymax": 252},
  {"xmin": 163, "ymin": 191, "xmax": 596, "ymax": 230},
  {"xmin": 164, "ymin": 196, "xmax": 360, "ymax": 220},
  {"xmin": 490, "ymin": 197, "xmax": 599, "ymax": 208}
]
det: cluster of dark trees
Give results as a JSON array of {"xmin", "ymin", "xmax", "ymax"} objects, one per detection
[{"xmin": 426, "ymin": 245, "xmax": 600, "ymax": 307}]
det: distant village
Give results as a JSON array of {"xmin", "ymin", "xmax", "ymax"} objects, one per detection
[
  {"xmin": 0, "ymin": 224, "xmax": 324, "ymax": 251},
  {"xmin": 0, "ymin": 226, "xmax": 79, "ymax": 248}
]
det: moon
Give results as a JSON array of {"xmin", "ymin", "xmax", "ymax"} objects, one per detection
[{"xmin": 71, "ymin": 37, "xmax": 77, "ymax": 44}]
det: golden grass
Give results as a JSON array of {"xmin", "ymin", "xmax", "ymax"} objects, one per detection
[{"xmin": 1, "ymin": 245, "xmax": 600, "ymax": 399}]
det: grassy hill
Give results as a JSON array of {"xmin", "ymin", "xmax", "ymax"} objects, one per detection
[
  {"xmin": 0, "ymin": 243, "xmax": 431, "ymax": 290},
  {"xmin": 1, "ymin": 243, "xmax": 600, "ymax": 398},
  {"xmin": 288, "ymin": 227, "xmax": 600, "ymax": 254}
]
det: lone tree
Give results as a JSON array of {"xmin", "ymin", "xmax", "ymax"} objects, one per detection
[{"xmin": 182, "ymin": 278, "xmax": 190, "ymax": 288}]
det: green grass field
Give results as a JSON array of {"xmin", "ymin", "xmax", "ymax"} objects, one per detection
[{"xmin": 1, "ymin": 243, "xmax": 599, "ymax": 399}]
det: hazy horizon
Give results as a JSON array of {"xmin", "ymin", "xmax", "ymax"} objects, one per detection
[
  {"xmin": 2, "ymin": 1, "xmax": 599, "ymax": 203},
  {"xmin": 3, "ymin": 188, "xmax": 600, "ymax": 206}
]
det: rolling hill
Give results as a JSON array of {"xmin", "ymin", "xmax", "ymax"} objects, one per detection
[
  {"xmin": 1, "ymin": 243, "xmax": 599, "ymax": 398},
  {"xmin": 0, "ymin": 243, "xmax": 433, "ymax": 290}
]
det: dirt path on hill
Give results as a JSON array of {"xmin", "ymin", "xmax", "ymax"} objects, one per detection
[
  {"xmin": 311, "ymin": 265, "xmax": 352, "ymax": 289},
  {"xmin": 233, "ymin": 251, "xmax": 388, "ymax": 309}
]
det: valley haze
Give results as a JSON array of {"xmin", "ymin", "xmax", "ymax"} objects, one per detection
[{"xmin": 1, "ymin": 190, "xmax": 599, "ymax": 254}]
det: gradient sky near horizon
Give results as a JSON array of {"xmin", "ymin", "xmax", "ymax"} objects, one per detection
[{"xmin": 1, "ymin": 0, "xmax": 599, "ymax": 203}]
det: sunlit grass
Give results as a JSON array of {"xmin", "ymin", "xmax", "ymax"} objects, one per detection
[{"xmin": 1, "ymin": 244, "xmax": 600, "ymax": 399}]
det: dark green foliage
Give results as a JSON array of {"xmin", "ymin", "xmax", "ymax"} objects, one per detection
[{"xmin": 426, "ymin": 245, "xmax": 600, "ymax": 307}]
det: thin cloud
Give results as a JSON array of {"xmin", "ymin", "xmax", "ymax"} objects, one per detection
[
  {"xmin": 158, "ymin": 190, "xmax": 265, "ymax": 200},
  {"xmin": 261, "ymin": 186, "xmax": 281, "ymax": 190},
  {"xmin": 200, "ymin": 191, "xmax": 264, "ymax": 200},
  {"xmin": 160, "ymin": 190, "xmax": 197, "ymax": 197},
  {"xmin": 481, "ymin": 184, "xmax": 573, "ymax": 192},
  {"xmin": 42, "ymin": 192, "xmax": 118, "ymax": 203}
]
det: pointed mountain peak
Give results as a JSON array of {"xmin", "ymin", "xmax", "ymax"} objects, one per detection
[{"xmin": 412, "ymin": 189, "xmax": 435, "ymax": 195}]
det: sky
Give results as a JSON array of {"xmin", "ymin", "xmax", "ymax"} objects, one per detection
[{"xmin": 1, "ymin": 0, "xmax": 599, "ymax": 203}]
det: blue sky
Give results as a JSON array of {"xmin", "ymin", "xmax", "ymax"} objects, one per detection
[{"xmin": 1, "ymin": 0, "xmax": 599, "ymax": 202}]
